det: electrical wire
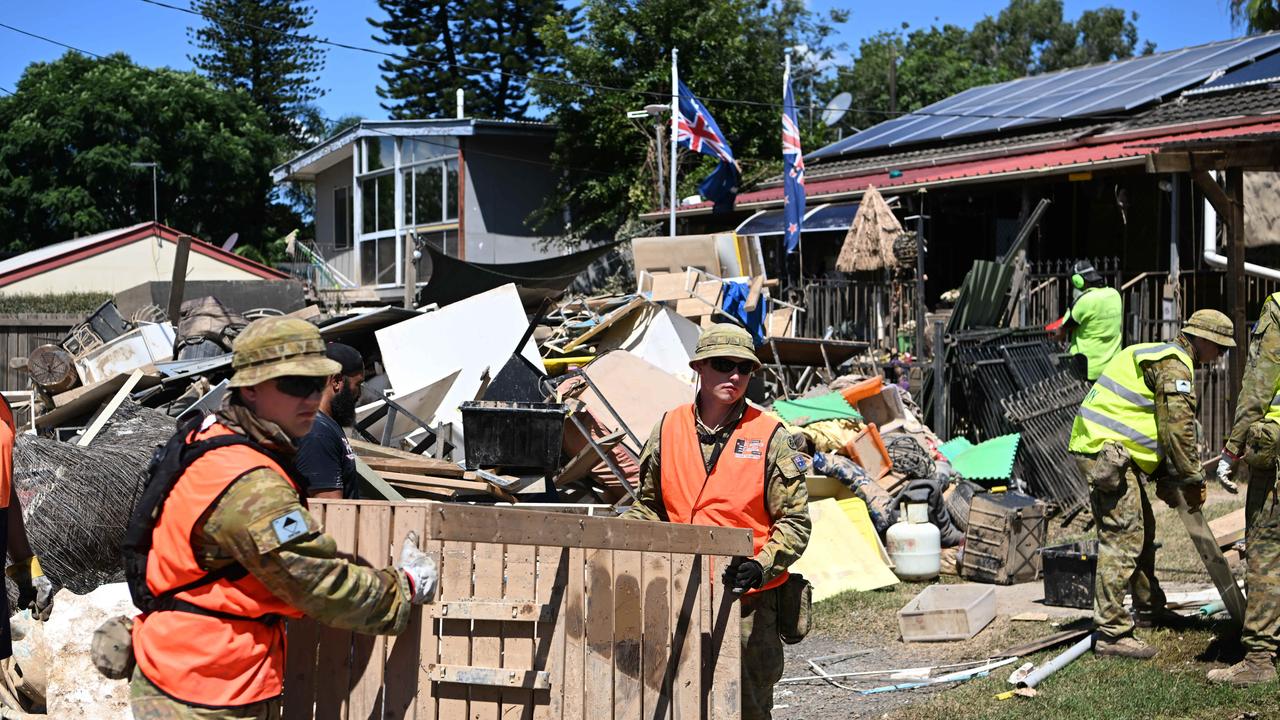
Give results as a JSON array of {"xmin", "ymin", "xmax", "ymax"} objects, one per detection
[{"xmin": 131, "ymin": 0, "xmax": 1137, "ymax": 124}]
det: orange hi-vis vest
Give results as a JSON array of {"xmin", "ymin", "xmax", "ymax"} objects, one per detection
[
  {"xmin": 132, "ymin": 420, "xmax": 305, "ymax": 708},
  {"xmin": 0, "ymin": 395, "xmax": 14, "ymax": 510},
  {"xmin": 658, "ymin": 403, "xmax": 788, "ymax": 593}
]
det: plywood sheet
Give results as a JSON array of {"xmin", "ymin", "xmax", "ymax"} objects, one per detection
[
  {"xmin": 790, "ymin": 498, "xmax": 898, "ymax": 601},
  {"xmin": 356, "ymin": 369, "xmax": 460, "ymax": 442},
  {"xmin": 575, "ymin": 350, "xmax": 693, "ymax": 447},
  {"xmin": 375, "ymin": 284, "xmax": 540, "ymax": 428},
  {"xmin": 631, "ymin": 235, "xmax": 722, "ymax": 276}
]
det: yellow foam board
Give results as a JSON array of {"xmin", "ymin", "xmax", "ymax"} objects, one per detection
[{"xmin": 791, "ymin": 498, "xmax": 899, "ymax": 601}]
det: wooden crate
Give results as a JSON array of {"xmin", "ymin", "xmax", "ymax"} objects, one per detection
[
  {"xmin": 897, "ymin": 584, "xmax": 996, "ymax": 642},
  {"xmin": 282, "ymin": 500, "xmax": 750, "ymax": 720},
  {"xmin": 959, "ymin": 493, "xmax": 1047, "ymax": 585}
]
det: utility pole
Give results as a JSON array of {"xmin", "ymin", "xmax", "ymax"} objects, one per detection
[
  {"xmin": 130, "ymin": 161, "xmax": 159, "ymax": 225},
  {"xmin": 888, "ymin": 44, "xmax": 898, "ymax": 115}
]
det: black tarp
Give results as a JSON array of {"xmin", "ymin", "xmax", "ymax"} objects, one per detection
[{"xmin": 417, "ymin": 242, "xmax": 620, "ymax": 308}]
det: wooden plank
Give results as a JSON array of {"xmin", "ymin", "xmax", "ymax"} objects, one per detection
[
  {"xmin": 385, "ymin": 505, "xmax": 428, "ymax": 720},
  {"xmin": 314, "ymin": 503, "xmax": 357, "ymax": 720},
  {"xmin": 669, "ymin": 554, "xmax": 701, "ymax": 720},
  {"xmin": 437, "ymin": 539, "xmax": 474, "ymax": 720},
  {"xmin": 426, "ymin": 504, "xmax": 752, "ymax": 557},
  {"xmin": 429, "ymin": 665, "xmax": 551, "ymax": 690},
  {"xmin": 76, "ymin": 368, "xmax": 145, "ymax": 446},
  {"xmin": 699, "ymin": 557, "xmax": 714, "ymax": 719},
  {"xmin": 282, "ymin": 502, "xmax": 326, "ymax": 720},
  {"xmin": 613, "ymin": 551, "xmax": 643, "ymax": 720},
  {"xmin": 585, "ymin": 549, "xmax": 614, "ymax": 719},
  {"xmin": 502, "ymin": 543, "xmax": 537, "ymax": 718},
  {"xmin": 167, "ymin": 235, "xmax": 192, "ymax": 324},
  {"xmin": 1210, "ymin": 507, "xmax": 1246, "ymax": 548},
  {"xmin": 1177, "ymin": 496, "xmax": 1246, "ymax": 626},
  {"xmin": 363, "ymin": 456, "xmax": 468, "ymax": 479},
  {"xmin": 562, "ymin": 547, "xmax": 586, "ymax": 720},
  {"xmin": 533, "ymin": 546, "xmax": 569, "ymax": 720},
  {"xmin": 381, "ymin": 471, "xmax": 491, "ymax": 494},
  {"xmin": 707, "ymin": 557, "xmax": 740, "ymax": 720},
  {"xmin": 470, "ymin": 541, "xmax": 505, "ymax": 720},
  {"xmin": 554, "ymin": 431, "xmax": 625, "ymax": 488},
  {"xmin": 429, "ymin": 600, "xmax": 550, "ymax": 622},
  {"xmin": 995, "ymin": 628, "xmax": 1092, "ymax": 659},
  {"xmin": 349, "ymin": 504, "xmax": 391, "ymax": 718},
  {"xmin": 418, "ymin": 523, "xmax": 444, "ymax": 720},
  {"xmin": 743, "ymin": 275, "xmax": 765, "ymax": 313},
  {"xmin": 641, "ymin": 552, "xmax": 672, "ymax": 720},
  {"xmin": 355, "ymin": 457, "xmax": 407, "ymax": 501},
  {"xmin": 562, "ymin": 296, "xmax": 647, "ymax": 352}
]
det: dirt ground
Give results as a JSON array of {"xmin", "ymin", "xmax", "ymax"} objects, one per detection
[{"xmin": 771, "ymin": 481, "xmax": 1245, "ymax": 720}]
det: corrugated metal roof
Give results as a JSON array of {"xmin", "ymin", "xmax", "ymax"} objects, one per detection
[{"xmin": 0, "ymin": 222, "xmax": 151, "ymax": 277}]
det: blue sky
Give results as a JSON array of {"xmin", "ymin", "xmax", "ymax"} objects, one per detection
[{"xmin": 0, "ymin": 0, "xmax": 1241, "ymax": 123}]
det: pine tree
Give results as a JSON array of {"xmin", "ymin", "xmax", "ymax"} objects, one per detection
[
  {"xmin": 188, "ymin": 0, "xmax": 326, "ymax": 143},
  {"xmin": 371, "ymin": 0, "xmax": 563, "ymax": 120}
]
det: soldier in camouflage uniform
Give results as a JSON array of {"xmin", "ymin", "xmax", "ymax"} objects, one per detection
[
  {"xmin": 129, "ymin": 318, "xmax": 438, "ymax": 719},
  {"xmin": 1069, "ymin": 310, "xmax": 1235, "ymax": 659},
  {"xmin": 624, "ymin": 324, "xmax": 811, "ymax": 720},
  {"xmin": 1211, "ymin": 292, "xmax": 1280, "ymax": 685}
]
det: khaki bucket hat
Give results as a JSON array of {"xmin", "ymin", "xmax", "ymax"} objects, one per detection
[
  {"xmin": 690, "ymin": 323, "xmax": 761, "ymax": 370},
  {"xmin": 1182, "ymin": 309, "xmax": 1236, "ymax": 348},
  {"xmin": 228, "ymin": 317, "xmax": 341, "ymax": 388}
]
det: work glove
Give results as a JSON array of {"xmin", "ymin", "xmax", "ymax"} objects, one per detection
[
  {"xmin": 1182, "ymin": 481, "xmax": 1208, "ymax": 512},
  {"xmin": 7, "ymin": 556, "xmax": 53, "ymax": 621},
  {"xmin": 1217, "ymin": 450, "xmax": 1240, "ymax": 494},
  {"xmin": 1154, "ymin": 481, "xmax": 1182, "ymax": 509},
  {"xmin": 396, "ymin": 531, "xmax": 438, "ymax": 605},
  {"xmin": 722, "ymin": 558, "xmax": 764, "ymax": 595}
]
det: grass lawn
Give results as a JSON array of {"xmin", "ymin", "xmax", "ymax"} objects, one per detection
[{"xmin": 803, "ymin": 482, "xmax": 1269, "ymax": 719}]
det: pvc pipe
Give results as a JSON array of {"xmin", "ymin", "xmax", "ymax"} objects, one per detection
[
  {"xmin": 1018, "ymin": 632, "xmax": 1096, "ymax": 689},
  {"xmin": 1200, "ymin": 600, "xmax": 1227, "ymax": 616},
  {"xmin": 1202, "ymin": 172, "xmax": 1280, "ymax": 281}
]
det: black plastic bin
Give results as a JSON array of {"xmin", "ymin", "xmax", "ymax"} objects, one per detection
[
  {"xmin": 1042, "ymin": 539, "xmax": 1098, "ymax": 609},
  {"xmin": 459, "ymin": 400, "xmax": 567, "ymax": 472}
]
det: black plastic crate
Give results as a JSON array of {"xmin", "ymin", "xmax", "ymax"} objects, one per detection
[
  {"xmin": 1042, "ymin": 539, "xmax": 1098, "ymax": 609},
  {"xmin": 459, "ymin": 401, "xmax": 566, "ymax": 472}
]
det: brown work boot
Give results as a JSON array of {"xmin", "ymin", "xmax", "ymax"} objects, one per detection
[
  {"xmin": 1095, "ymin": 635, "xmax": 1158, "ymax": 659},
  {"xmin": 1207, "ymin": 652, "xmax": 1277, "ymax": 686}
]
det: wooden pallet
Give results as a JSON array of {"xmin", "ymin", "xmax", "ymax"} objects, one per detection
[{"xmin": 282, "ymin": 500, "xmax": 749, "ymax": 720}]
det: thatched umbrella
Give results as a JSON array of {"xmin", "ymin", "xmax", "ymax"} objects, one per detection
[{"xmin": 836, "ymin": 186, "xmax": 904, "ymax": 272}]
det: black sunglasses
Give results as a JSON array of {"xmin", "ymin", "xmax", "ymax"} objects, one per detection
[
  {"xmin": 275, "ymin": 375, "xmax": 327, "ymax": 398},
  {"xmin": 708, "ymin": 357, "xmax": 756, "ymax": 375}
]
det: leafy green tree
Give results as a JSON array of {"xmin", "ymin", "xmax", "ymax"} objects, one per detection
[
  {"xmin": 371, "ymin": 0, "xmax": 565, "ymax": 120},
  {"xmin": 0, "ymin": 52, "xmax": 295, "ymax": 253},
  {"xmin": 534, "ymin": 0, "xmax": 843, "ymax": 242},
  {"xmin": 187, "ymin": 0, "xmax": 326, "ymax": 143},
  {"xmin": 1228, "ymin": 0, "xmax": 1280, "ymax": 33},
  {"xmin": 970, "ymin": 0, "xmax": 1149, "ymax": 74}
]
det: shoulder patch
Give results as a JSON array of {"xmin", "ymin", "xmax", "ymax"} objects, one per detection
[
  {"xmin": 1175, "ymin": 379, "xmax": 1192, "ymax": 394},
  {"xmin": 271, "ymin": 509, "xmax": 308, "ymax": 545},
  {"xmin": 792, "ymin": 454, "xmax": 810, "ymax": 474}
]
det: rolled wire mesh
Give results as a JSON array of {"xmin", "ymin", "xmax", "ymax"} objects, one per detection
[{"xmin": 12, "ymin": 401, "xmax": 176, "ymax": 595}]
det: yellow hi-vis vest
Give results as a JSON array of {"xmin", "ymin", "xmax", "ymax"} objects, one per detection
[
  {"xmin": 1068, "ymin": 341, "xmax": 1194, "ymax": 474},
  {"xmin": 1259, "ymin": 292, "xmax": 1280, "ymax": 425}
]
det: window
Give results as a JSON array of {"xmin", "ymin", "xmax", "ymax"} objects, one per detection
[
  {"xmin": 445, "ymin": 159, "xmax": 459, "ymax": 220},
  {"xmin": 415, "ymin": 229, "xmax": 460, "ymax": 279},
  {"xmin": 363, "ymin": 137, "xmax": 395, "ymax": 172},
  {"xmin": 360, "ymin": 175, "xmax": 396, "ymax": 233},
  {"xmin": 334, "ymin": 187, "xmax": 351, "ymax": 250},
  {"xmin": 360, "ymin": 235, "xmax": 399, "ymax": 286},
  {"xmin": 409, "ymin": 165, "xmax": 443, "ymax": 226},
  {"xmin": 403, "ymin": 136, "xmax": 456, "ymax": 164}
]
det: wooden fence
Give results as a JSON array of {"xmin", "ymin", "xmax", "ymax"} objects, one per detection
[
  {"xmin": 0, "ymin": 314, "xmax": 79, "ymax": 391},
  {"xmin": 282, "ymin": 500, "xmax": 751, "ymax": 720}
]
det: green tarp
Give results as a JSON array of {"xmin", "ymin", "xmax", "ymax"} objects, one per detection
[
  {"xmin": 773, "ymin": 392, "xmax": 862, "ymax": 425},
  {"xmin": 939, "ymin": 433, "xmax": 1021, "ymax": 481}
]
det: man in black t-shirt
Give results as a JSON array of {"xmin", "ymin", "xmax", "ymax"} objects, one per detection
[{"xmin": 296, "ymin": 343, "xmax": 365, "ymax": 499}]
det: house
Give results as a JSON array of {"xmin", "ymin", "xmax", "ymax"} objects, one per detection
[
  {"xmin": 653, "ymin": 33, "xmax": 1280, "ymax": 343},
  {"xmin": 271, "ymin": 118, "xmax": 566, "ymax": 302},
  {"xmin": 0, "ymin": 221, "xmax": 289, "ymax": 295}
]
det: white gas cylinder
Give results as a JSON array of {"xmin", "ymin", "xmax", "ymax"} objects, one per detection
[{"xmin": 885, "ymin": 503, "xmax": 941, "ymax": 581}]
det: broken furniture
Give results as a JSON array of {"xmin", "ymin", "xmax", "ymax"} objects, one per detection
[
  {"xmin": 756, "ymin": 336, "xmax": 869, "ymax": 399},
  {"xmin": 282, "ymin": 499, "xmax": 749, "ymax": 718},
  {"xmin": 898, "ymin": 584, "xmax": 996, "ymax": 642},
  {"xmin": 960, "ymin": 492, "xmax": 1047, "ymax": 585}
]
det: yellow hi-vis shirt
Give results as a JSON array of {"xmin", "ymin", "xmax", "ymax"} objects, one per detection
[
  {"xmin": 1068, "ymin": 341, "xmax": 1194, "ymax": 473},
  {"xmin": 1063, "ymin": 286, "xmax": 1123, "ymax": 381}
]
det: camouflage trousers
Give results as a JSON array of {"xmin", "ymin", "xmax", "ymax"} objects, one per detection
[
  {"xmin": 1243, "ymin": 462, "xmax": 1280, "ymax": 655},
  {"xmin": 130, "ymin": 666, "xmax": 280, "ymax": 720},
  {"xmin": 1078, "ymin": 452, "xmax": 1167, "ymax": 639},
  {"xmin": 741, "ymin": 586, "xmax": 784, "ymax": 720}
]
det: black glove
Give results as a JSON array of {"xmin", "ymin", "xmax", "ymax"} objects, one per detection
[{"xmin": 722, "ymin": 559, "xmax": 764, "ymax": 594}]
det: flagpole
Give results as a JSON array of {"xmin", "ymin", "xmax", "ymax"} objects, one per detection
[
  {"xmin": 785, "ymin": 49, "xmax": 804, "ymax": 287},
  {"xmin": 669, "ymin": 49, "xmax": 679, "ymax": 238}
]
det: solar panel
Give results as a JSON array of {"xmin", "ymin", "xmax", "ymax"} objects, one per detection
[
  {"xmin": 1187, "ymin": 49, "xmax": 1280, "ymax": 94},
  {"xmin": 810, "ymin": 33, "xmax": 1280, "ymax": 160}
]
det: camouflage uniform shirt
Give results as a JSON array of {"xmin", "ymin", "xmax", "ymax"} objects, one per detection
[
  {"xmin": 623, "ymin": 401, "xmax": 811, "ymax": 586},
  {"xmin": 1144, "ymin": 334, "xmax": 1204, "ymax": 484},
  {"xmin": 1226, "ymin": 296, "xmax": 1280, "ymax": 458}
]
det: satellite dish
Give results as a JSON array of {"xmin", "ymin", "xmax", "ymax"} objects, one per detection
[
  {"xmin": 221, "ymin": 232, "xmax": 239, "ymax": 252},
  {"xmin": 822, "ymin": 92, "xmax": 853, "ymax": 127}
]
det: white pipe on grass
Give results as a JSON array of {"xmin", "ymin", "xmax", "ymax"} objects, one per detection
[{"xmin": 1017, "ymin": 632, "xmax": 1096, "ymax": 689}]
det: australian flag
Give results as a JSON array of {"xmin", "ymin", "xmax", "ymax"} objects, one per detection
[
  {"xmin": 676, "ymin": 80, "xmax": 739, "ymax": 211},
  {"xmin": 782, "ymin": 71, "xmax": 806, "ymax": 253}
]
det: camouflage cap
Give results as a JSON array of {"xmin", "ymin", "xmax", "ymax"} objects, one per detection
[
  {"xmin": 229, "ymin": 317, "xmax": 341, "ymax": 388},
  {"xmin": 1182, "ymin": 309, "xmax": 1236, "ymax": 348},
  {"xmin": 690, "ymin": 323, "xmax": 761, "ymax": 370}
]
